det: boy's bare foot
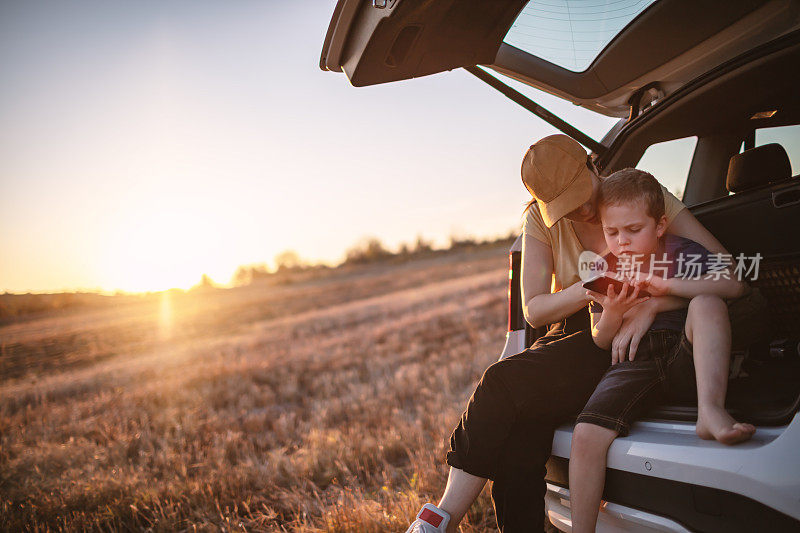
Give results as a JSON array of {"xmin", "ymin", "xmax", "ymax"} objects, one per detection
[{"xmin": 696, "ymin": 406, "xmax": 756, "ymax": 445}]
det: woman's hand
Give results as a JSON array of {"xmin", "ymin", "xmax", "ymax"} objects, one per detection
[
  {"xmin": 611, "ymin": 298, "xmax": 659, "ymax": 363},
  {"xmin": 569, "ymin": 278, "xmax": 593, "ymax": 304}
]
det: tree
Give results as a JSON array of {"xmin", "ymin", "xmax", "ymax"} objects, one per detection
[
  {"xmin": 274, "ymin": 250, "xmax": 304, "ymax": 272},
  {"xmin": 345, "ymin": 236, "xmax": 392, "ymax": 264},
  {"xmin": 233, "ymin": 265, "xmax": 254, "ymax": 286},
  {"xmin": 233, "ymin": 263, "xmax": 272, "ymax": 286},
  {"xmin": 413, "ymin": 234, "xmax": 433, "ymax": 253},
  {"xmin": 191, "ymin": 274, "xmax": 216, "ymax": 291}
]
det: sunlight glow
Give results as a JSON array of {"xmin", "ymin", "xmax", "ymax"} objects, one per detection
[
  {"xmin": 158, "ymin": 291, "xmax": 174, "ymax": 340},
  {"xmin": 96, "ymin": 203, "xmax": 237, "ymax": 293}
]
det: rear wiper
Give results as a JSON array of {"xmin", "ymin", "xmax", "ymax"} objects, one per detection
[{"xmin": 465, "ymin": 65, "xmax": 606, "ymax": 156}]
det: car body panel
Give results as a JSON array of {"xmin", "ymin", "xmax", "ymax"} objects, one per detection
[{"xmin": 551, "ymin": 417, "xmax": 800, "ymax": 522}]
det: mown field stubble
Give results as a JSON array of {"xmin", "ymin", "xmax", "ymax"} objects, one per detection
[{"xmin": 1, "ymin": 246, "xmax": 512, "ymax": 531}]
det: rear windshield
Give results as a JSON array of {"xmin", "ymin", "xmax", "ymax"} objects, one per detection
[{"xmin": 503, "ymin": 0, "xmax": 659, "ymax": 72}]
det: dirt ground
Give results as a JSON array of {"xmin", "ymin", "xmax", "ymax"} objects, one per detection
[{"xmin": 1, "ymin": 246, "xmax": 512, "ymax": 531}]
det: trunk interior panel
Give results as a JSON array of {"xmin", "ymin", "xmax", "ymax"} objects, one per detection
[{"xmin": 648, "ymin": 176, "xmax": 800, "ymax": 425}]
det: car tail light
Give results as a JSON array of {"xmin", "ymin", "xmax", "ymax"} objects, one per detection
[{"xmin": 508, "ymin": 249, "xmax": 525, "ymax": 332}]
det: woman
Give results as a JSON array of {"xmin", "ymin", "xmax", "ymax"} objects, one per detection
[{"xmin": 406, "ymin": 134, "xmax": 730, "ymax": 533}]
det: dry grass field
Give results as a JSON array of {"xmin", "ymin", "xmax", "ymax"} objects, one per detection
[{"xmin": 1, "ymin": 245, "xmax": 512, "ymax": 531}]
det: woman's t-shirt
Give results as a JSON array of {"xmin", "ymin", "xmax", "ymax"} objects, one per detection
[{"xmin": 522, "ymin": 185, "xmax": 686, "ymax": 292}]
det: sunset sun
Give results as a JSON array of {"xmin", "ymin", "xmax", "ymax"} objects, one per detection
[{"xmin": 97, "ymin": 206, "xmax": 228, "ymax": 293}]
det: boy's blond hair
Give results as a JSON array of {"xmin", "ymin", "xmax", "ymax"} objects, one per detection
[{"xmin": 597, "ymin": 168, "xmax": 665, "ymax": 221}]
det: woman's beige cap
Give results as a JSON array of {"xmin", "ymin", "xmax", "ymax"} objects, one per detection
[{"xmin": 521, "ymin": 134, "xmax": 594, "ymax": 228}]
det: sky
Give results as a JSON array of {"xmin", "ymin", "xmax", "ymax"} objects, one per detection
[{"xmin": 0, "ymin": 1, "xmax": 652, "ymax": 294}]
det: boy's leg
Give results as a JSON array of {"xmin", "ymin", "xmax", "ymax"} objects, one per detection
[
  {"xmin": 570, "ymin": 340, "xmax": 665, "ymax": 533},
  {"xmin": 569, "ymin": 423, "xmax": 618, "ymax": 533},
  {"xmin": 684, "ymin": 295, "xmax": 756, "ymax": 444}
]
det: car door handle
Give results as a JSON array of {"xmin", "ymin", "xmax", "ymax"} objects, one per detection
[{"xmin": 772, "ymin": 185, "xmax": 800, "ymax": 208}]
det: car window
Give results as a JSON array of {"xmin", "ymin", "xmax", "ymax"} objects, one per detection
[
  {"xmin": 503, "ymin": 0, "xmax": 659, "ymax": 72},
  {"xmin": 635, "ymin": 136, "xmax": 698, "ymax": 201},
  {"xmin": 754, "ymin": 124, "xmax": 800, "ymax": 176}
]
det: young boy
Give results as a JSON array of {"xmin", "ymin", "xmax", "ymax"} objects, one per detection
[{"xmin": 570, "ymin": 168, "xmax": 756, "ymax": 533}]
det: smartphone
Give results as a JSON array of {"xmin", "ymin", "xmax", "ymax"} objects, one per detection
[{"xmin": 582, "ymin": 273, "xmax": 651, "ymax": 298}]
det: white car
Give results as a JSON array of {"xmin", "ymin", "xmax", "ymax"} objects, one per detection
[{"xmin": 321, "ymin": 1, "xmax": 800, "ymax": 530}]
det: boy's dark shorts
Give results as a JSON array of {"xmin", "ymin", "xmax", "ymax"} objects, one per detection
[{"xmin": 576, "ymin": 329, "xmax": 697, "ymax": 436}]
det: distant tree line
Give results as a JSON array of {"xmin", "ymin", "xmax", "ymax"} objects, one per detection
[
  {"xmin": 0, "ymin": 229, "xmax": 520, "ymax": 320},
  {"xmin": 231, "ymin": 229, "xmax": 518, "ymax": 287}
]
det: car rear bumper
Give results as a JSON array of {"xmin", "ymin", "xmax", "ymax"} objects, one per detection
[
  {"xmin": 546, "ymin": 483, "xmax": 692, "ymax": 533},
  {"xmin": 546, "ymin": 415, "xmax": 800, "ymax": 530}
]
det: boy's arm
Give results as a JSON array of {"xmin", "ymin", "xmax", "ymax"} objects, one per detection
[
  {"xmin": 640, "ymin": 294, "xmax": 689, "ymax": 313},
  {"xmin": 664, "ymin": 276, "xmax": 747, "ymax": 300},
  {"xmin": 654, "ymin": 240, "xmax": 746, "ymax": 300},
  {"xmin": 588, "ymin": 282, "xmax": 650, "ymax": 358},
  {"xmin": 591, "ymin": 309, "xmax": 624, "ymax": 351},
  {"xmin": 635, "ymin": 266, "xmax": 747, "ymax": 301}
]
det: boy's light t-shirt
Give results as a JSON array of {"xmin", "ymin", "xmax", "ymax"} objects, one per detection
[{"xmin": 523, "ymin": 185, "xmax": 686, "ymax": 292}]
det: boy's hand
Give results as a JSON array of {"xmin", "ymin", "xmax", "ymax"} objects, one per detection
[
  {"xmin": 631, "ymin": 274, "xmax": 670, "ymax": 297},
  {"xmin": 586, "ymin": 280, "xmax": 650, "ymax": 319}
]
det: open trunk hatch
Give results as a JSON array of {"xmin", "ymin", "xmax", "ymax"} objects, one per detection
[
  {"xmin": 320, "ymin": 0, "xmax": 526, "ymax": 86},
  {"xmin": 321, "ymin": 0, "xmax": 800, "ymax": 117}
]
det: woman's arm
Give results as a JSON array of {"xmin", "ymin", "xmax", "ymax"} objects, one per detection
[
  {"xmin": 664, "ymin": 208, "xmax": 751, "ymax": 299},
  {"xmin": 666, "ymin": 208, "xmax": 729, "ymax": 255},
  {"xmin": 662, "ymin": 276, "xmax": 747, "ymax": 300},
  {"xmin": 521, "ymin": 233, "xmax": 590, "ymax": 328}
]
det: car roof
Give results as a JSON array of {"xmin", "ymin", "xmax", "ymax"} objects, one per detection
[{"xmin": 321, "ymin": 0, "xmax": 800, "ymax": 117}]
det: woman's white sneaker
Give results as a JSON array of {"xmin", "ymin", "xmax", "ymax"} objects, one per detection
[{"xmin": 404, "ymin": 503, "xmax": 450, "ymax": 533}]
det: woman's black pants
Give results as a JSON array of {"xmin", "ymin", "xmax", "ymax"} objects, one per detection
[{"xmin": 446, "ymin": 311, "xmax": 610, "ymax": 532}]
